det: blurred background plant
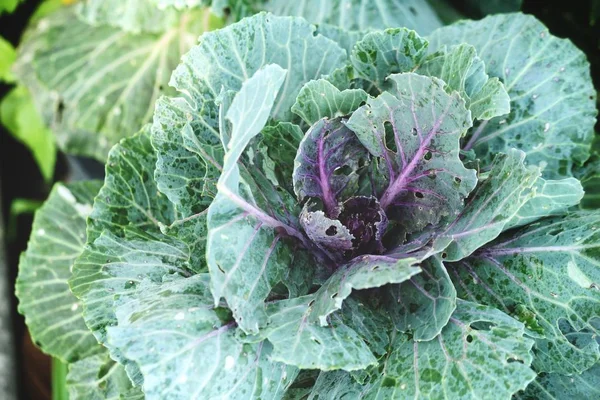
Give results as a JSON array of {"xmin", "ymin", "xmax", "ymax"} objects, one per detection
[{"xmin": 0, "ymin": 0, "xmax": 598, "ymax": 399}]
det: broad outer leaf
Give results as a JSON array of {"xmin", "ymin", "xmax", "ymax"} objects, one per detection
[
  {"xmin": 461, "ymin": 0, "xmax": 523, "ymax": 16},
  {"xmin": 506, "ymin": 177, "xmax": 584, "ymax": 229},
  {"xmin": 251, "ymin": 295, "xmax": 377, "ymax": 371},
  {"xmin": 207, "ymin": 65, "xmax": 312, "ymax": 334},
  {"xmin": 152, "ymin": 0, "xmax": 206, "ymax": 9},
  {"xmin": 428, "ymin": 13, "xmax": 597, "ymax": 177},
  {"xmin": 451, "ymin": 212, "xmax": 600, "ymax": 374},
  {"xmin": 108, "ymin": 274, "xmax": 297, "ymax": 399},
  {"xmin": 517, "ymin": 364, "xmax": 600, "ymax": 400},
  {"xmin": 14, "ymin": 7, "xmax": 205, "ymax": 160},
  {"xmin": 87, "ymin": 126, "xmax": 175, "ymax": 241},
  {"xmin": 83, "ymin": 125, "xmax": 210, "ymax": 272},
  {"xmin": 293, "ymin": 117, "xmax": 369, "ymax": 214},
  {"xmin": 390, "ymin": 256, "xmax": 457, "ymax": 341},
  {"xmin": 16, "ymin": 181, "xmax": 103, "ymax": 363},
  {"xmin": 339, "ymin": 295, "xmax": 395, "ymax": 358},
  {"xmin": 308, "ymin": 301, "xmax": 536, "ymax": 400},
  {"xmin": 438, "ymin": 149, "xmax": 540, "ymax": 262},
  {"xmin": 152, "ymin": 13, "xmax": 347, "ymax": 217},
  {"xmin": 262, "ymin": 0, "xmax": 442, "ymax": 35},
  {"xmin": 311, "ymin": 255, "xmax": 421, "ymax": 326},
  {"xmin": 70, "ymin": 228, "xmax": 192, "ymax": 347},
  {"xmin": 416, "ymin": 44, "xmax": 510, "ymax": 121},
  {"xmin": 346, "ymin": 73, "xmax": 477, "ymax": 234},
  {"xmin": 66, "ymin": 352, "xmax": 142, "ymax": 400},
  {"xmin": 350, "ymin": 29, "xmax": 428, "ymax": 93},
  {"xmin": 292, "ymin": 79, "xmax": 368, "ymax": 125},
  {"xmin": 75, "ymin": 0, "xmax": 180, "ymax": 33}
]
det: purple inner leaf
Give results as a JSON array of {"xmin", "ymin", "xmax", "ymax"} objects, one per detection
[
  {"xmin": 338, "ymin": 196, "xmax": 388, "ymax": 256},
  {"xmin": 346, "ymin": 74, "xmax": 477, "ymax": 236},
  {"xmin": 300, "ymin": 196, "xmax": 388, "ymax": 262},
  {"xmin": 293, "ymin": 118, "xmax": 369, "ymax": 216}
]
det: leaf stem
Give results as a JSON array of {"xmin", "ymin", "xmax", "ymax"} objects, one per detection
[
  {"xmin": 463, "ymin": 120, "xmax": 488, "ymax": 152},
  {"xmin": 52, "ymin": 358, "xmax": 69, "ymax": 400}
]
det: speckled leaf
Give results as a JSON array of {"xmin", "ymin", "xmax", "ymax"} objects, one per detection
[
  {"xmin": 250, "ymin": 295, "xmax": 377, "ymax": 371},
  {"xmin": 516, "ymin": 364, "xmax": 600, "ymax": 400},
  {"xmin": 293, "ymin": 118, "xmax": 369, "ymax": 213},
  {"xmin": 315, "ymin": 24, "xmax": 369, "ymax": 57},
  {"xmin": 207, "ymin": 65, "xmax": 312, "ymax": 334},
  {"xmin": 87, "ymin": 126, "xmax": 174, "ymax": 240},
  {"xmin": 428, "ymin": 13, "xmax": 597, "ymax": 177},
  {"xmin": 107, "ymin": 274, "xmax": 297, "ymax": 399},
  {"xmin": 87, "ymin": 126, "xmax": 209, "ymax": 272},
  {"xmin": 14, "ymin": 7, "xmax": 205, "ymax": 160},
  {"xmin": 451, "ymin": 212, "xmax": 600, "ymax": 374},
  {"xmin": 66, "ymin": 352, "xmax": 142, "ymax": 400},
  {"xmin": 153, "ymin": 13, "xmax": 346, "ymax": 218},
  {"xmin": 574, "ymin": 148, "xmax": 600, "ymax": 209},
  {"xmin": 70, "ymin": 228, "xmax": 192, "ymax": 348},
  {"xmin": 389, "ymin": 256, "xmax": 457, "ymax": 341},
  {"xmin": 350, "ymin": 29, "xmax": 428, "ymax": 93},
  {"xmin": 416, "ymin": 44, "xmax": 510, "ymax": 121},
  {"xmin": 346, "ymin": 73, "xmax": 477, "ymax": 234},
  {"xmin": 339, "ymin": 296, "xmax": 395, "ymax": 358},
  {"xmin": 506, "ymin": 177, "xmax": 584, "ymax": 229},
  {"xmin": 262, "ymin": 0, "xmax": 442, "ymax": 35},
  {"xmin": 76, "ymin": 0, "xmax": 179, "ymax": 33},
  {"xmin": 16, "ymin": 181, "xmax": 103, "ymax": 363},
  {"xmin": 306, "ymin": 301, "xmax": 535, "ymax": 399},
  {"xmin": 311, "ymin": 255, "xmax": 421, "ymax": 326},
  {"xmin": 438, "ymin": 149, "xmax": 540, "ymax": 262},
  {"xmin": 261, "ymin": 122, "xmax": 303, "ymax": 187},
  {"xmin": 292, "ymin": 79, "xmax": 368, "ymax": 125}
]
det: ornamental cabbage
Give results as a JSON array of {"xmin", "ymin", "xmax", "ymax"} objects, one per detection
[{"xmin": 16, "ymin": 11, "xmax": 600, "ymax": 400}]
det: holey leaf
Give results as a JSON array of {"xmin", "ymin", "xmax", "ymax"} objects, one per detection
[
  {"xmin": 308, "ymin": 301, "xmax": 536, "ymax": 400},
  {"xmin": 291, "ymin": 80, "xmax": 368, "ymax": 125},
  {"xmin": 247, "ymin": 295, "xmax": 378, "ymax": 371},
  {"xmin": 152, "ymin": 12, "xmax": 347, "ymax": 217},
  {"xmin": 107, "ymin": 274, "xmax": 297, "ymax": 400},
  {"xmin": 16, "ymin": 181, "xmax": 102, "ymax": 362},
  {"xmin": 437, "ymin": 149, "xmax": 541, "ymax": 262},
  {"xmin": 415, "ymin": 44, "xmax": 511, "ymax": 121},
  {"xmin": 66, "ymin": 351, "xmax": 142, "ymax": 400},
  {"xmin": 428, "ymin": 13, "xmax": 597, "ymax": 177},
  {"xmin": 350, "ymin": 29, "xmax": 428, "ymax": 93},
  {"xmin": 86, "ymin": 126, "xmax": 176, "ymax": 243},
  {"xmin": 517, "ymin": 363, "xmax": 600, "ymax": 400},
  {"xmin": 14, "ymin": 7, "xmax": 206, "ymax": 160},
  {"xmin": 310, "ymin": 255, "xmax": 422, "ymax": 326},
  {"xmin": 346, "ymin": 73, "xmax": 478, "ymax": 235},
  {"xmin": 70, "ymin": 228, "xmax": 192, "ymax": 353},
  {"xmin": 449, "ymin": 212, "xmax": 600, "ymax": 374},
  {"xmin": 207, "ymin": 65, "xmax": 313, "ymax": 334},
  {"xmin": 83, "ymin": 125, "xmax": 210, "ymax": 272},
  {"xmin": 293, "ymin": 117, "xmax": 369, "ymax": 214},
  {"xmin": 389, "ymin": 256, "xmax": 457, "ymax": 341}
]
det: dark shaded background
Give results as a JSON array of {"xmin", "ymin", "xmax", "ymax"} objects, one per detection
[{"xmin": 0, "ymin": 0, "xmax": 598, "ymax": 398}]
